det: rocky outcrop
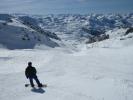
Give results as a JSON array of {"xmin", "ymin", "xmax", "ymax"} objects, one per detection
[
  {"xmin": 125, "ymin": 28, "xmax": 133, "ymax": 35},
  {"xmin": 19, "ymin": 16, "xmax": 61, "ymax": 40},
  {"xmin": 86, "ymin": 34, "xmax": 109, "ymax": 44}
]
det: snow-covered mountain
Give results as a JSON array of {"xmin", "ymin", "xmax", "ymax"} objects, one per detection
[
  {"xmin": 0, "ymin": 13, "xmax": 133, "ymax": 49},
  {"xmin": 30, "ymin": 13, "xmax": 133, "ymax": 39},
  {"xmin": 0, "ymin": 14, "xmax": 60, "ymax": 49}
]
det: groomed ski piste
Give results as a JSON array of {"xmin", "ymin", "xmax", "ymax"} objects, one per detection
[{"xmin": 0, "ymin": 33, "xmax": 133, "ymax": 100}]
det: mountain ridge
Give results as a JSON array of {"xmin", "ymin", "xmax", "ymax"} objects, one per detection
[{"xmin": 0, "ymin": 13, "xmax": 133, "ymax": 49}]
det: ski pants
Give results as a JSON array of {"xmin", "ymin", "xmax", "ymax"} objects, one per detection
[{"xmin": 29, "ymin": 75, "xmax": 41, "ymax": 86}]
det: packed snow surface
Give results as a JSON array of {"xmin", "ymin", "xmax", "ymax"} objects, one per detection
[{"xmin": 0, "ymin": 45, "xmax": 133, "ymax": 100}]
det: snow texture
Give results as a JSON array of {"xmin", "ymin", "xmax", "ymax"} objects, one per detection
[
  {"xmin": 0, "ymin": 43, "xmax": 133, "ymax": 100},
  {"xmin": 0, "ymin": 13, "xmax": 133, "ymax": 100}
]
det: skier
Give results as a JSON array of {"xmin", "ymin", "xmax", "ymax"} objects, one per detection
[{"xmin": 25, "ymin": 62, "xmax": 43, "ymax": 87}]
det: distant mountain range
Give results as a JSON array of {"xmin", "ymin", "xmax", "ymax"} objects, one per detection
[{"xmin": 0, "ymin": 13, "xmax": 133, "ymax": 49}]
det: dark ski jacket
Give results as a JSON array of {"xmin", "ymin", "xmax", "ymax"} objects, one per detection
[{"xmin": 25, "ymin": 66, "xmax": 37, "ymax": 78}]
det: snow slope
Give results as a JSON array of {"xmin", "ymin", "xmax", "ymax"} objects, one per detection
[
  {"xmin": 86, "ymin": 29, "xmax": 133, "ymax": 48},
  {"xmin": 0, "ymin": 14, "xmax": 59, "ymax": 49},
  {"xmin": 0, "ymin": 41, "xmax": 133, "ymax": 100}
]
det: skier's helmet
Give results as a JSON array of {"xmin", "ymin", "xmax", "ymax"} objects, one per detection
[{"xmin": 28, "ymin": 62, "xmax": 32, "ymax": 66}]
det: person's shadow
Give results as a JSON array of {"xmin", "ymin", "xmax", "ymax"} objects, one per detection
[{"xmin": 31, "ymin": 87, "xmax": 45, "ymax": 94}]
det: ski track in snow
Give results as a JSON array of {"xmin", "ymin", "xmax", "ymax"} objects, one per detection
[{"xmin": 0, "ymin": 46, "xmax": 133, "ymax": 100}]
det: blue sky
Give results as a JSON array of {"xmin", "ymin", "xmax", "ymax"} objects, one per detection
[{"xmin": 0, "ymin": 0, "xmax": 133, "ymax": 14}]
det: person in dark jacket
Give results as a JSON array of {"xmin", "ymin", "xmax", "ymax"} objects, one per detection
[{"xmin": 25, "ymin": 62, "xmax": 42, "ymax": 87}]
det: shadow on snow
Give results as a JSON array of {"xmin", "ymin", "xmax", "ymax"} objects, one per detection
[{"xmin": 31, "ymin": 87, "xmax": 45, "ymax": 94}]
